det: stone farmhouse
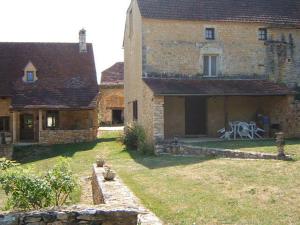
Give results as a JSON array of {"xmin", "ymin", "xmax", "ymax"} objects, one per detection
[
  {"xmin": 0, "ymin": 29, "xmax": 99, "ymax": 145},
  {"xmin": 99, "ymin": 62, "xmax": 124, "ymax": 125},
  {"xmin": 124, "ymin": 0, "xmax": 300, "ymax": 145}
]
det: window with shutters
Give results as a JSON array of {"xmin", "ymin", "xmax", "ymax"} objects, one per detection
[{"xmin": 203, "ymin": 55, "xmax": 218, "ymax": 77}]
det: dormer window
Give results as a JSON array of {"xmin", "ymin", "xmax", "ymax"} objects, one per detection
[
  {"xmin": 23, "ymin": 61, "xmax": 38, "ymax": 83},
  {"xmin": 26, "ymin": 71, "xmax": 34, "ymax": 82}
]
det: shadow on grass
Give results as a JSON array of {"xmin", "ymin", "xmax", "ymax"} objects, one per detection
[
  {"xmin": 13, "ymin": 140, "xmax": 100, "ymax": 164},
  {"xmin": 124, "ymin": 147, "xmax": 216, "ymax": 169}
]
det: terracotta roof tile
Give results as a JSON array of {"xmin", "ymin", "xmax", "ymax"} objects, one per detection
[
  {"xmin": 100, "ymin": 62, "xmax": 124, "ymax": 86},
  {"xmin": 0, "ymin": 42, "xmax": 98, "ymax": 109},
  {"xmin": 143, "ymin": 78, "xmax": 295, "ymax": 96},
  {"xmin": 137, "ymin": 0, "xmax": 300, "ymax": 26}
]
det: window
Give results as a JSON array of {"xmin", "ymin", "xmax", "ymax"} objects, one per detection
[
  {"xmin": 46, "ymin": 111, "xmax": 59, "ymax": 129},
  {"xmin": 0, "ymin": 117, "xmax": 9, "ymax": 131},
  {"xmin": 203, "ymin": 55, "xmax": 218, "ymax": 76},
  {"xmin": 205, "ymin": 28, "xmax": 215, "ymax": 40},
  {"xmin": 258, "ymin": 28, "xmax": 267, "ymax": 40},
  {"xmin": 26, "ymin": 71, "xmax": 34, "ymax": 82},
  {"xmin": 133, "ymin": 101, "xmax": 138, "ymax": 121},
  {"xmin": 129, "ymin": 9, "xmax": 133, "ymax": 38}
]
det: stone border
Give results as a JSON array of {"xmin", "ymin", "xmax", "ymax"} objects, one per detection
[
  {"xmin": 92, "ymin": 164, "xmax": 163, "ymax": 225},
  {"xmin": 156, "ymin": 144, "xmax": 292, "ymax": 160}
]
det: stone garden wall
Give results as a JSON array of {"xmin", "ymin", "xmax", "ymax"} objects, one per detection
[
  {"xmin": 0, "ymin": 144, "xmax": 13, "ymax": 160},
  {"xmin": 0, "ymin": 206, "xmax": 138, "ymax": 225},
  {"xmin": 156, "ymin": 143, "xmax": 291, "ymax": 160},
  {"xmin": 39, "ymin": 129, "xmax": 97, "ymax": 145},
  {"xmin": 92, "ymin": 165, "xmax": 163, "ymax": 225}
]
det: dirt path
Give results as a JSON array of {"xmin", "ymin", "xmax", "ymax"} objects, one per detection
[{"xmin": 79, "ymin": 176, "xmax": 93, "ymax": 205}]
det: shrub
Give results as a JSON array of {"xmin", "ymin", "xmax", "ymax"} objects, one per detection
[
  {"xmin": 123, "ymin": 123, "xmax": 154, "ymax": 154},
  {"xmin": 45, "ymin": 158, "xmax": 77, "ymax": 206},
  {"xmin": 0, "ymin": 169, "xmax": 52, "ymax": 210},
  {"xmin": 0, "ymin": 158, "xmax": 19, "ymax": 171},
  {"xmin": 0, "ymin": 158, "xmax": 77, "ymax": 210}
]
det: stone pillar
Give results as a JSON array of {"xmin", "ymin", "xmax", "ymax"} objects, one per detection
[
  {"xmin": 153, "ymin": 96, "xmax": 164, "ymax": 143},
  {"xmin": 12, "ymin": 111, "xmax": 17, "ymax": 143},
  {"xmin": 38, "ymin": 110, "xmax": 43, "ymax": 142},
  {"xmin": 276, "ymin": 132, "xmax": 285, "ymax": 158}
]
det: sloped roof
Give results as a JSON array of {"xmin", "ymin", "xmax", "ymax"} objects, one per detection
[
  {"xmin": 100, "ymin": 62, "xmax": 124, "ymax": 86},
  {"xmin": 0, "ymin": 42, "xmax": 98, "ymax": 109},
  {"xmin": 137, "ymin": 0, "xmax": 300, "ymax": 26},
  {"xmin": 143, "ymin": 78, "xmax": 295, "ymax": 96}
]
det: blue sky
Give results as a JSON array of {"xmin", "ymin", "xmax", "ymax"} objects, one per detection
[{"xmin": 0, "ymin": 0, "xmax": 131, "ymax": 82}]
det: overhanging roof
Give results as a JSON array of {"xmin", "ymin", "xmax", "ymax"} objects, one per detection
[
  {"xmin": 143, "ymin": 78, "xmax": 295, "ymax": 96},
  {"xmin": 137, "ymin": 0, "xmax": 300, "ymax": 26}
]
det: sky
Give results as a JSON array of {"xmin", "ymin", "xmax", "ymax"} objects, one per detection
[{"xmin": 0, "ymin": 0, "xmax": 131, "ymax": 83}]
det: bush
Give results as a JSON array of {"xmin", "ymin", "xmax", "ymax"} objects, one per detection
[
  {"xmin": 0, "ymin": 158, "xmax": 19, "ymax": 171},
  {"xmin": 123, "ymin": 123, "xmax": 154, "ymax": 154},
  {"xmin": 0, "ymin": 169, "xmax": 52, "ymax": 210},
  {"xmin": 45, "ymin": 158, "xmax": 77, "ymax": 206},
  {"xmin": 0, "ymin": 158, "xmax": 77, "ymax": 210}
]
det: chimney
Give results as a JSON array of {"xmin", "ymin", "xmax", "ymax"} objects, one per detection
[{"xmin": 79, "ymin": 29, "xmax": 87, "ymax": 53}]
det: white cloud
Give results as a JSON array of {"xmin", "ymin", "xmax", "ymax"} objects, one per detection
[{"xmin": 0, "ymin": 0, "xmax": 131, "ymax": 82}]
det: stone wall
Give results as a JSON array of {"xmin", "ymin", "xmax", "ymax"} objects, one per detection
[
  {"xmin": 142, "ymin": 19, "xmax": 300, "ymax": 86},
  {"xmin": 92, "ymin": 165, "xmax": 163, "ymax": 225},
  {"xmin": 0, "ymin": 144, "xmax": 13, "ymax": 160},
  {"xmin": 39, "ymin": 129, "xmax": 97, "ymax": 145},
  {"xmin": 0, "ymin": 206, "xmax": 138, "ymax": 225},
  {"xmin": 156, "ymin": 143, "xmax": 291, "ymax": 160}
]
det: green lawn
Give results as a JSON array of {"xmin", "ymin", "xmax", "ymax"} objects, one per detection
[{"xmin": 1, "ymin": 133, "xmax": 300, "ymax": 225}]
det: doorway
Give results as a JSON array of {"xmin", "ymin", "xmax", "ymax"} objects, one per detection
[
  {"xmin": 112, "ymin": 109, "xmax": 124, "ymax": 125},
  {"xmin": 185, "ymin": 97, "xmax": 207, "ymax": 135},
  {"xmin": 20, "ymin": 114, "xmax": 35, "ymax": 141}
]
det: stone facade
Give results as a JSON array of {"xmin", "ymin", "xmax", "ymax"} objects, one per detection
[
  {"xmin": 0, "ymin": 107, "xmax": 98, "ymax": 145},
  {"xmin": 99, "ymin": 86, "xmax": 124, "ymax": 125},
  {"xmin": 124, "ymin": 0, "xmax": 300, "ymax": 144},
  {"xmin": 0, "ymin": 144, "xmax": 13, "ymax": 160},
  {"xmin": 39, "ymin": 129, "xmax": 98, "ymax": 145}
]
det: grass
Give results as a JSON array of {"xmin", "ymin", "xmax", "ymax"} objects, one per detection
[{"xmin": 1, "ymin": 133, "xmax": 300, "ymax": 225}]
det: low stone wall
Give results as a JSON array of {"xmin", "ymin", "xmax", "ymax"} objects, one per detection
[
  {"xmin": 0, "ymin": 144, "xmax": 13, "ymax": 160},
  {"xmin": 92, "ymin": 165, "xmax": 163, "ymax": 225},
  {"xmin": 0, "ymin": 206, "xmax": 138, "ymax": 225},
  {"xmin": 39, "ymin": 129, "xmax": 97, "ymax": 145},
  {"xmin": 156, "ymin": 144, "xmax": 292, "ymax": 160}
]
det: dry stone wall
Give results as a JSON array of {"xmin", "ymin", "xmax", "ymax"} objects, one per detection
[
  {"xmin": 0, "ymin": 206, "xmax": 138, "ymax": 225},
  {"xmin": 39, "ymin": 129, "xmax": 97, "ymax": 145}
]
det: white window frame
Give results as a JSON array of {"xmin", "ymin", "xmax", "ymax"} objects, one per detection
[{"xmin": 203, "ymin": 55, "xmax": 218, "ymax": 77}]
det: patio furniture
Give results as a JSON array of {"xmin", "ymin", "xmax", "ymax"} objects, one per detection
[{"xmin": 218, "ymin": 121, "xmax": 265, "ymax": 140}]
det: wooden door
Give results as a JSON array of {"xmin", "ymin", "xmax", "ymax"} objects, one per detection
[
  {"xmin": 20, "ymin": 114, "xmax": 35, "ymax": 141},
  {"xmin": 185, "ymin": 97, "xmax": 207, "ymax": 135}
]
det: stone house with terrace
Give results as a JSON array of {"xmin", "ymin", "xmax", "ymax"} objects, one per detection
[
  {"xmin": 124, "ymin": 0, "xmax": 300, "ymax": 146},
  {"xmin": 99, "ymin": 62, "xmax": 124, "ymax": 125},
  {"xmin": 0, "ymin": 29, "xmax": 99, "ymax": 145}
]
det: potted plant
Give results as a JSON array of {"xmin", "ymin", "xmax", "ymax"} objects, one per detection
[
  {"xmin": 103, "ymin": 167, "xmax": 116, "ymax": 181},
  {"xmin": 96, "ymin": 155, "xmax": 105, "ymax": 167}
]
